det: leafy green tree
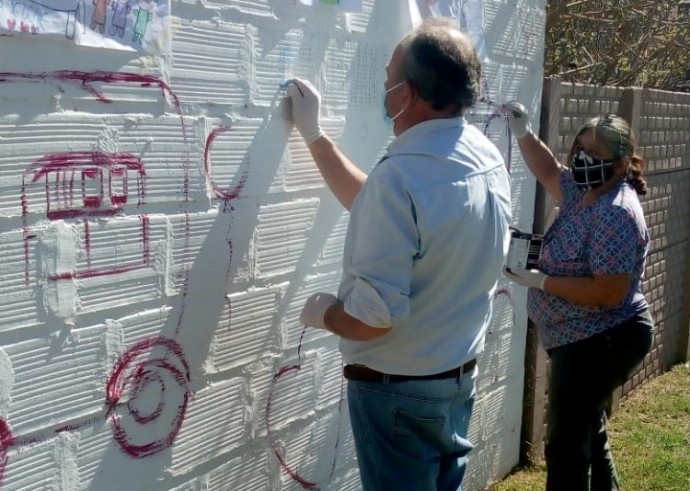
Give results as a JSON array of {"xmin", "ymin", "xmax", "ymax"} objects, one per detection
[{"xmin": 545, "ymin": 0, "xmax": 690, "ymax": 90}]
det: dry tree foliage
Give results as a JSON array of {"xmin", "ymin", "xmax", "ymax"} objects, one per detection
[{"xmin": 545, "ymin": 0, "xmax": 690, "ymax": 90}]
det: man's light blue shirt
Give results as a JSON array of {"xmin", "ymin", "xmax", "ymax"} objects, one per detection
[{"xmin": 338, "ymin": 117, "xmax": 512, "ymax": 375}]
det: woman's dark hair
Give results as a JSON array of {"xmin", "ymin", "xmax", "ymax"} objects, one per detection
[{"xmin": 400, "ymin": 18, "xmax": 481, "ymax": 115}]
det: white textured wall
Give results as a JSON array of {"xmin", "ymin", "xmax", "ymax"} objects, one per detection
[{"xmin": 0, "ymin": 1, "xmax": 545, "ymax": 490}]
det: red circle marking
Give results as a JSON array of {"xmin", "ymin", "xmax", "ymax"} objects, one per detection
[
  {"xmin": 0, "ymin": 419, "xmax": 14, "ymax": 487},
  {"xmin": 265, "ymin": 325, "xmax": 345, "ymax": 490},
  {"xmin": 266, "ymin": 364, "xmax": 320, "ymax": 491},
  {"xmin": 106, "ymin": 337, "xmax": 191, "ymax": 458},
  {"xmin": 204, "ymin": 126, "xmax": 248, "ymax": 201}
]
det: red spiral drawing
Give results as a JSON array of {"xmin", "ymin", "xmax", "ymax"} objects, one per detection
[{"xmin": 105, "ymin": 337, "xmax": 191, "ymax": 458}]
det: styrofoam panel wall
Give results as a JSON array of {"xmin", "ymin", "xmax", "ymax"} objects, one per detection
[{"xmin": 0, "ymin": 0, "xmax": 546, "ymax": 489}]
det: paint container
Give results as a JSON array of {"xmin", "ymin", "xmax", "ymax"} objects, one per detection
[{"xmin": 505, "ymin": 229, "xmax": 543, "ymax": 271}]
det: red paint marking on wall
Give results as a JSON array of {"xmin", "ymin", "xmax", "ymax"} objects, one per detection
[
  {"xmin": 267, "ymin": 362, "xmax": 320, "ymax": 491},
  {"xmin": 83, "ymin": 219, "xmax": 92, "ymax": 268},
  {"xmin": 0, "ymin": 419, "xmax": 14, "ymax": 488},
  {"xmin": 327, "ymin": 371, "xmax": 345, "ymax": 482},
  {"xmin": 266, "ymin": 325, "xmax": 325, "ymax": 491},
  {"xmin": 199, "ymin": 125, "xmax": 247, "ymax": 342},
  {"xmin": 82, "ymin": 167, "xmax": 103, "ymax": 207},
  {"xmin": 48, "ymin": 264, "xmax": 149, "ymax": 281},
  {"xmin": 127, "ymin": 365, "xmax": 166, "ymax": 424},
  {"xmin": 44, "ymin": 208, "xmax": 120, "ymax": 220},
  {"xmin": 174, "ymin": 213, "xmax": 193, "ymax": 336},
  {"xmin": 110, "ymin": 167, "xmax": 129, "ymax": 206},
  {"xmin": 7, "ymin": 70, "xmax": 195, "ymax": 314},
  {"xmin": 26, "ymin": 152, "xmax": 146, "ymax": 181},
  {"xmin": 204, "ymin": 126, "xmax": 249, "ymax": 202},
  {"xmin": 224, "ymin": 237, "xmax": 234, "ymax": 285},
  {"xmin": 1, "ymin": 71, "xmax": 203, "ymax": 484},
  {"xmin": 105, "ymin": 336, "xmax": 191, "ymax": 458},
  {"xmin": 22, "ymin": 151, "xmax": 151, "ymax": 283},
  {"xmin": 50, "ymin": 414, "xmax": 106, "ymax": 435},
  {"xmin": 141, "ymin": 215, "xmax": 151, "ymax": 265},
  {"xmin": 20, "ymin": 181, "xmax": 31, "ymax": 285},
  {"xmin": 0, "ymin": 391, "xmax": 190, "ymax": 478},
  {"xmin": 493, "ymin": 287, "xmax": 513, "ymax": 304},
  {"xmin": 482, "ymin": 110, "xmax": 513, "ymax": 173},
  {"xmin": 224, "ymin": 296, "xmax": 233, "ymax": 330},
  {"xmin": 0, "ymin": 71, "xmax": 179, "ymax": 113},
  {"xmin": 0, "ymin": 415, "xmax": 107, "ymax": 486},
  {"xmin": 222, "ymin": 234, "xmax": 234, "ymax": 328},
  {"xmin": 1, "ymin": 70, "xmax": 190, "ymax": 199}
]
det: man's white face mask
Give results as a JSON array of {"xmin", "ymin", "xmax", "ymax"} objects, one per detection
[{"xmin": 383, "ymin": 81, "xmax": 406, "ymax": 125}]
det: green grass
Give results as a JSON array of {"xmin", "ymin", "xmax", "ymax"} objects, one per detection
[{"xmin": 488, "ymin": 363, "xmax": 690, "ymax": 491}]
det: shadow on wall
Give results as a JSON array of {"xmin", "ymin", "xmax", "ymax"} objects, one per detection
[{"xmin": 86, "ymin": 93, "xmax": 298, "ymax": 489}]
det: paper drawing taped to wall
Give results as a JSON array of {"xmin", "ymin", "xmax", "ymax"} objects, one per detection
[{"xmin": 0, "ymin": 0, "xmax": 171, "ymax": 53}]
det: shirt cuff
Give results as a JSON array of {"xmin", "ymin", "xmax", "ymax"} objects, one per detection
[{"xmin": 343, "ymin": 278, "xmax": 392, "ymax": 328}]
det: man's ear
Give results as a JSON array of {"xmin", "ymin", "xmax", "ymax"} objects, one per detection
[{"xmin": 402, "ymin": 81, "xmax": 417, "ymax": 102}]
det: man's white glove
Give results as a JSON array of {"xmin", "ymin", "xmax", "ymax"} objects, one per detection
[
  {"xmin": 285, "ymin": 78, "xmax": 325, "ymax": 144},
  {"xmin": 502, "ymin": 101, "xmax": 532, "ymax": 139},
  {"xmin": 503, "ymin": 267, "xmax": 548, "ymax": 290},
  {"xmin": 299, "ymin": 292, "xmax": 338, "ymax": 329}
]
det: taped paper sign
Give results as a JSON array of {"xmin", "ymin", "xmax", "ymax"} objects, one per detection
[
  {"xmin": 0, "ymin": 0, "xmax": 171, "ymax": 53},
  {"xmin": 297, "ymin": 0, "xmax": 363, "ymax": 13},
  {"xmin": 417, "ymin": 0, "xmax": 487, "ymax": 60}
]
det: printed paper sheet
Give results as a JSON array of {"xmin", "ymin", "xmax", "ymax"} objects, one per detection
[{"xmin": 417, "ymin": 0, "xmax": 488, "ymax": 60}]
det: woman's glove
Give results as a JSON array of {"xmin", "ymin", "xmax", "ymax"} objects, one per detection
[
  {"xmin": 285, "ymin": 78, "xmax": 325, "ymax": 144},
  {"xmin": 503, "ymin": 267, "xmax": 548, "ymax": 290},
  {"xmin": 299, "ymin": 292, "xmax": 338, "ymax": 329},
  {"xmin": 501, "ymin": 101, "xmax": 532, "ymax": 139}
]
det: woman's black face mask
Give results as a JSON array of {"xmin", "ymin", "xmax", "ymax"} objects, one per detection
[{"xmin": 571, "ymin": 150, "xmax": 617, "ymax": 190}]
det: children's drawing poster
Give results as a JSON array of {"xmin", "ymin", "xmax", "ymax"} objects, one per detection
[{"xmin": 0, "ymin": 0, "xmax": 171, "ymax": 54}]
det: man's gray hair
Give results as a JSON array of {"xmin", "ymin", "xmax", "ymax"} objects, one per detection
[{"xmin": 400, "ymin": 18, "xmax": 481, "ymax": 115}]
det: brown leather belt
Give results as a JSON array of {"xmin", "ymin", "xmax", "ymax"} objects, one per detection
[{"xmin": 343, "ymin": 359, "xmax": 476, "ymax": 383}]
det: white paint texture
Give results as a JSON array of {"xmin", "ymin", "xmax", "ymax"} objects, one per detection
[{"xmin": 0, "ymin": 0, "xmax": 545, "ymax": 489}]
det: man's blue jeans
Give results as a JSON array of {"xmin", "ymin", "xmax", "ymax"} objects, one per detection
[{"xmin": 347, "ymin": 367, "xmax": 477, "ymax": 491}]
